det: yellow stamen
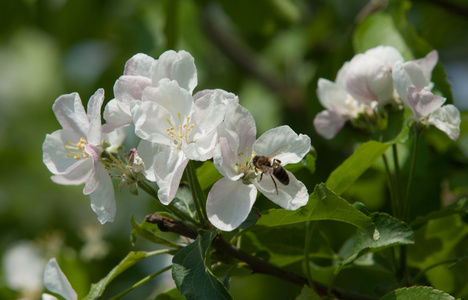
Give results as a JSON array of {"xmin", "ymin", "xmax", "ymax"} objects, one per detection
[{"xmin": 64, "ymin": 137, "xmax": 90, "ymax": 160}]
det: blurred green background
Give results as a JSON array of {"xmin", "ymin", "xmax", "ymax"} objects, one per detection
[{"xmin": 1, "ymin": 0, "xmax": 468, "ymax": 299}]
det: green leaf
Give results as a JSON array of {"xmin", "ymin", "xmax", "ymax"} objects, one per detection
[
  {"xmin": 197, "ymin": 160, "xmax": 223, "ymax": 191},
  {"xmin": 172, "ymin": 230, "xmax": 232, "ymax": 300},
  {"xmin": 326, "ymin": 141, "xmax": 391, "ymax": 196},
  {"xmin": 353, "ymin": 11, "xmax": 413, "ymax": 59},
  {"xmin": 83, "ymin": 250, "xmax": 172, "ymax": 300},
  {"xmin": 130, "ymin": 215, "xmax": 181, "ymax": 249},
  {"xmin": 295, "ymin": 285, "xmax": 323, "ymax": 300},
  {"xmin": 380, "ymin": 286, "xmax": 457, "ymax": 300},
  {"xmin": 285, "ymin": 152, "xmax": 316, "ymax": 174},
  {"xmin": 411, "ymin": 198, "xmax": 468, "ymax": 229},
  {"xmin": 253, "ymin": 184, "xmax": 373, "ymax": 231},
  {"xmin": 155, "ymin": 288, "xmax": 186, "ymax": 300},
  {"xmin": 340, "ymin": 212, "xmax": 414, "ymax": 265}
]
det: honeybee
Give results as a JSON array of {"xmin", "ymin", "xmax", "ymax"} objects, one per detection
[{"xmin": 252, "ymin": 145, "xmax": 290, "ymax": 195}]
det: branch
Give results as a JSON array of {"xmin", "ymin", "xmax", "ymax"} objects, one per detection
[
  {"xmin": 145, "ymin": 214, "xmax": 376, "ymax": 300},
  {"xmin": 414, "ymin": 0, "xmax": 468, "ymax": 20}
]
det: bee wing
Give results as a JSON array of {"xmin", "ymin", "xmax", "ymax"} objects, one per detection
[{"xmin": 267, "ymin": 144, "xmax": 291, "ymax": 158}]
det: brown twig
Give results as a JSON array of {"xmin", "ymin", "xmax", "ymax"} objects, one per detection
[{"xmin": 145, "ymin": 213, "xmax": 376, "ymax": 300}]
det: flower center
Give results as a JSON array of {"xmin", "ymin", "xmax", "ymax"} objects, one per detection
[
  {"xmin": 166, "ymin": 112, "xmax": 194, "ymax": 149},
  {"xmin": 236, "ymin": 147, "xmax": 255, "ymax": 175},
  {"xmin": 64, "ymin": 137, "xmax": 90, "ymax": 160}
]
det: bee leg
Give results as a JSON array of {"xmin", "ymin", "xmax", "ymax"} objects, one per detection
[
  {"xmin": 258, "ymin": 172, "xmax": 264, "ymax": 182},
  {"xmin": 271, "ymin": 175, "xmax": 279, "ymax": 195}
]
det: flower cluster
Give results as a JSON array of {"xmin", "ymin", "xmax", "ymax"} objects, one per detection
[
  {"xmin": 43, "ymin": 50, "xmax": 311, "ymax": 231},
  {"xmin": 314, "ymin": 46, "xmax": 461, "ymax": 140}
]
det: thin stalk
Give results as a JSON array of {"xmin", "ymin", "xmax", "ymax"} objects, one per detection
[
  {"xmin": 186, "ymin": 160, "xmax": 208, "ymax": 223},
  {"xmin": 327, "ymin": 264, "xmax": 343, "ymax": 299},
  {"xmin": 139, "ymin": 181, "xmax": 199, "ymax": 226},
  {"xmin": 108, "ymin": 265, "xmax": 172, "ymax": 300},
  {"xmin": 410, "ymin": 256, "xmax": 467, "ymax": 285},
  {"xmin": 392, "ymin": 144, "xmax": 404, "ymax": 219},
  {"xmin": 304, "ymin": 221, "xmax": 317, "ymax": 288},
  {"xmin": 382, "ymin": 154, "xmax": 397, "ymax": 217},
  {"xmin": 403, "ymin": 130, "xmax": 421, "ymax": 221}
]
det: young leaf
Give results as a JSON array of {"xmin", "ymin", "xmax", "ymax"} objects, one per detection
[
  {"xmin": 380, "ymin": 286, "xmax": 457, "ymax": 300},
  {"xmin": 340, "ymin": 212, "xmax": 414, "ymax": 265},
  {"xmin": 172, "ymin": 230, "xmax": 232, "ymax": 300},
  {"xmin": 326, "ymin": 141, "xmax": 390, "ymax": 196},
  {"xmin": 295, "ymin": 285, "xmax": 323, "ymax": 300},
  {"xmin": 83, "ymin": 250, "xmax": 172, "ymax": 300},
  {"xmin": 253, "ymin": 183, "xmax": 373, "ymax": 231}
]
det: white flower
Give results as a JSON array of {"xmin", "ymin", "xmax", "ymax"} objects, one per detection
[
  {"xmin": 344, "ymin": 46, "xmax": 404, "ymax": 105},
  {"xmin": 103, "ymin": 50, "xmax": 197, "ymax": 132},
  {"xmin": 393, "ymin": 50, "xmax": 438, "ymax": 107},
  {"xmin": 42, "ymin": 258, "xmax": 77, "ymax": 300},
  {"xmin": 407, "ymin": 87, "xmax": 460, "ymax": 140},
  {"xmin": 42, "ymin": 89, "xmax": 117, "ymax": 224},
  {"xmin": 206, "ymin": 103, "xmax": 310, "ymax": 231},
  {"xmin": 133, "ymin": 82, "xmax": 238, "ymax": 204},
  {"xmin": 314, "ymin": 78, "xmax": 364, "ymax": 139}
]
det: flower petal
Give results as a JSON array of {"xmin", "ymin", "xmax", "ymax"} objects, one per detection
[
  {"xmin": 43, "ymin": 129, "xmax": 80, "ymax": 174},
  {"xmin": 213, "ymin": 138, "xmax": 243, "ymax": 181},
  {"xmin": 206, "ymin": 178, "xmax": 257, "ymax": 231},
  {"xmin": 428, "ymin": 104, "xmax": 461, "ymax": 141},
  {"xmin": 313, "ymin": 110, "xmax": 348, "ymax": 140},
  {"xmin": 316, "ymin": 78, "xmax": 358, "ymax": 116},
  {"xmin": 152, "ymin": 50, "xmax": 197, "ymax": 93},
  {"xmin": 407, "ymin": 87, "xmax": 446, "ymax": 120},
  {"xmin": 83, "ymin": 144, "xmax": 102, "ymax": 195},
  {"xmin": 255, "ymin": 170, "xmax": 308, "ymax": 210},
  {"xmin": 89, "ymin": 162, "xmax": 116, "ymax": 224},
  {"xmin": 132, "ymin": 100, "xmax": 173, "ymax": 146},
  {"xmin": 136, "ymin": 140, "xmax": 165, "ymax": 182},
  {"xmin": 363, "ymin": 45, "xmax": 404, "ymax": 68},
  {"xmin": 153, "ymin": 147, "xmax": 189, "ymax": 205},
  {"xmin": 52, "ymin": 93, "xmax": 88, "ymax": 137},
  {"xmin": 43, "ymin": 258, "xmax": 77, "ymax": 300},
  {"xmin": 86, "ymin": 88, "xmax": 104, "ymax": 145},
  {"xmin": 253, "ymin": 125, "xmax": 311, "ymax": 165},
  {"xmin": 50, "ymin": 159, "xmax": 92, "ymax": 186},
  {"xmin": 124, "ymin": 53, "xmax": 155, "ymax": 77},
  {"xmin": 413, "ymin": 50, "xmax": 438, "ymax": 81}
]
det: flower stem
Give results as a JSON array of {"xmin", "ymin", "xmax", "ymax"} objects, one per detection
[
  {"xmin": 403, "ymin": 129, "xmax": 421, "ymax": 221},
  {"xmin": 391, "ymin": 144, "xmax": 404, "ymax": 219},
  {"xmin": 108, "ymin": 265, "xmax": 172, "ymax": 300},
  {"xmin": 304, "ymin": 221, "xmax": 317, "ymax": 288},
  {"xmin": 186, "ymin": 160, "xmax": 208, "ymax": 224},
  {"xmin": 382, "ymin": 154, "xmax": 397, "ymax": 218},
  {"xmin": 139, "ymin": 181, "xmax": 199, "ymax": 226}
]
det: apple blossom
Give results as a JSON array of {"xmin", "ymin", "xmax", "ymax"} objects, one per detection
[
  {"xmin": 42, "ymin": 89, "xmax": 119, "ymax": 224},
  {"xmin": 206, "ymin": 103, "xmax": 310, "ymax": 231},
  {"xmin": 132, "ymin": 81, "xmax": 238, "ymax": 205},
  {"xmin": 407, "ymin": 87, "xmax": 460, "ymax": 140},
  {"xmin": 103, "ymin": 50, "xmax": 197, "ymax": 132}
]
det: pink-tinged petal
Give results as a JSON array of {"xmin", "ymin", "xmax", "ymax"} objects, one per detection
[
  {"xmin": 364, "ymin": 45, "xmax": 404, "ymax": 68},
  {"xmin": 206, "ymin": 178, "xmax": 257, "ymax": 231},
  {"xmin": 123, "ymin": 53, "xmax": 155, "ymax": 77},
  {"xmin": 313, "ymin": 110, "xmax": 347, "ymax": 139},
  {"xmin": 193, "ymin": 88, "xmax": 239, "ymax": 104},
  {"xmin": 83, "ymin": 144, "xmax": 101, "ymax": 195},
  {"xmin": 89, "ymin": 163, "xmax": 116, "ymax": 224},
  {"xmin": 142, "ymin": 79, "xmax": 193, "ymax": 123},
  {"xmin": 43, "ymin": 258, "xmax": 77, "ymax": 300},
  {"xmin": 346, "ymin": 54, "xmax": 394, "ymax": 104},
  {"xmin": 153, "ymin": 147, "xmax": 189, "ymax": 205},
  {"xmin": 102, "ymin": 99, "xmax": 132, "ymax": 133},
  {"xmin": 50, "ymin": 159, "xmax": 92, "ymax": 186},
  {"xmin": 52, "ymin": 93, "xmax": 88, "ymax": 137},
  {"xmin": 335, "ymin": 62, "xmax": 350, "ymax": 89},
  {"xmin": 401, "ymin": 61, "xmax": 431, "ymax": 90},
  {"xmin": 213, "ymin": 138, "xmax": 243, "ymax": 181},
  {"xmin": 255, "ymin": 170, "xmax": 308, "ymax": 210},
  {"xmin": 428, "ymin": 104, "xmax": 461, "ymax": 141},
  {"xmin": 414, "ymin": 50, "xmax": 438, "ymax": 81},
  {"xmin": 253, "ymin": 125, "xmax": 311, "ymax": 165},
  {"xmin": 132, "ymin": 101, "xmax": 173, "ymax": 146},
  {"xmin": 392, "ymin": 62, "xmax": 412, "ymax": 106},
  {"xmin": 86, "ymin": 89, "xmax": 104, "ymax": 145},
  {"xmin": 221, "ymin": 103, "xmax": 257, "ymax": 154},
  {"xmin": 153, "ymin": 50, "xmax": 197, "ymax": 93},
  {"xmin": 407, "ymin": 87, "xmax": 446, "ymax": 120},
  {"xmin": 317, "ymin": 78, "xmax": 358, "ymax": 116}
]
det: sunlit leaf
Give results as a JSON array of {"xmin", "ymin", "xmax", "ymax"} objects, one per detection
[
  {"xmin": 340, "ymin": 212, "xmax": 414, "ymax": 265},
  {"xmin": 326, "ymin": 141, "xmax": 391, "ymax": 196},
  {"xmin": 83, "ymin": 250, "xmax": 172, "ymax": 300},
  {"xmin": 197, "ymin": 161, "xmax": 223, "ymax": 191},
  {"xmin": 172, "ymin": 230, "xmax": 232, "ymax": 300},
  {"xmin": 253, "ymin": 184, "xmax": 373, "ymax": 231},
  {"xmin": 380, "ymin": 286, "xmax": 457, "ymax": 300}
]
